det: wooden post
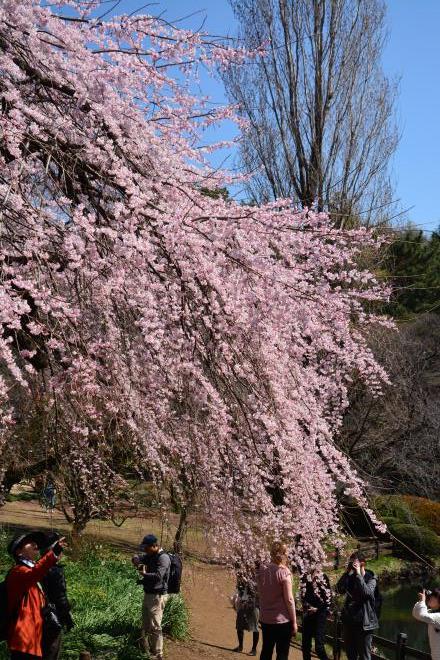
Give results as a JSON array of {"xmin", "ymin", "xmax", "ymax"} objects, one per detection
[
  {"xmin": 334, "ymin": 547, "xmax": 340, "ymax": 570},
  {"xmin": 79, "ymin": 652, "xmax": 92, "ymax": 660},
  {"xmin": 333, "ymin": 611, "xmax": 342, "ymax": 660},
  {"xmin": 375, "ymin": 537, "xmax": 380, "ymax": 560},
  {"xmin": 396, "ymin": 632, "xmax": 407, "ymax": 660}
]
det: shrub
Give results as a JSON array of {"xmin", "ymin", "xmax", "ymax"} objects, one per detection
[
  {"xmin": 380, "ymin": 516, "xmax": 401, "ymax": 531},
  {"xmin": 402, "ymin": 496, "xmax": 440, "ymax": 536},
  {"xmin": 373, "ymin": 495, "xmax": 422, "ymax": 527},
  {"xmin": 391, "ymin": 523, "xmax": 440, "ymax": 558}
]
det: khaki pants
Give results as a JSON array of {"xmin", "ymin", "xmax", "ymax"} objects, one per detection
[{"xmin": 142, "ymin": 593, "xmax": 169, "ymax": 657}]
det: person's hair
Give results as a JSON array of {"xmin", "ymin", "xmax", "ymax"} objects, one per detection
[
  {"xmin": 428, "ymin": 588, "xmax": 440, "ymax": 605},
  {"xmin": 270, "ymin": 541, "xmax": 288, "ymax": 564},
  {"xmin": 350, "ymin": 551, "xmax": 366, "ymax": 563}
]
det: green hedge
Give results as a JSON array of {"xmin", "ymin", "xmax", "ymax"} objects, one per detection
[
  {"xmin": 390, "ymin": 523, "xmax": 440, "ymax": 558},
  {"xmin": 373, "ymin": 495, "xmax": 422, "ymax": 527}
]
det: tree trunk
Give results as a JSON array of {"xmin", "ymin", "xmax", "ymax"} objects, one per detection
[
  {"xmin": 71, "ymin": 516, "xmax": 88, "ymax": 554},
  {"xmin": 173, "ymin": 507, "xmax": 188, "ymax": 554}
]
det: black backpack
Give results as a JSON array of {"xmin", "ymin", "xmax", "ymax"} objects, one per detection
[{"xmin": 167, "ymin": 553, "xmax": 182, "ymax": 594}]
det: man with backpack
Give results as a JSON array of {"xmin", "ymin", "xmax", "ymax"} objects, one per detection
[
  {"xmin": 336, "ymin": 551, "xmax": 381, "ymax": 660},
  {"xmin": 132, "ymin": 534, "xmax": 172, "ymax": 660}
]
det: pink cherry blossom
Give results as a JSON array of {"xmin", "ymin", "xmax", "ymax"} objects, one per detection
[{"xmin": 0, "ymin": 0, "xmax": 390, "ymax": 568}]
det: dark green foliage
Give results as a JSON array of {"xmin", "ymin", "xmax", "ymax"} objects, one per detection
[
  {"xmin": 0, "ymin": 532, "xmax": 188, "ymax": 660},
  {"xmin": 5, "ymin": 491, "xmax": 38, "ymax": 503},
  {"xmin": 373, "ymin": 495, "xmax": 422, "ymax": 527},
  {"xmin": 390, "ymin": 523, "xmax": 440, "ymax": 558},
  {"xmin": 385, "ymin": 228, "xmax": 440, "ymax": 318}
]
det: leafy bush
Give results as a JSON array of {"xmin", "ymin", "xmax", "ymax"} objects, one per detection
[
  {"xmin": 6, "ymin": 491, "xmax": 38, "ymax": 503},
  {"xmin": 0, "ymin": 533, "xmax": 188, "ymax": 659},
  {"xmin": 402, "ymin": 496, "xmax": 440, "ymax": 536},
  {"xmin": 373, "ymin": 495, "xmax": 421, "ymax": 527},
  {"xmin": 381, "ymin": 516, "xmax": 401, "ymax": 530},
  {"xmin": 391, "ymin": 523, "xmax": 440, "ymax": 558}
]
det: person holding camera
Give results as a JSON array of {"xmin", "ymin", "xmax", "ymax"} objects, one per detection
[
  {"xmin": 336, "ymin": 552, "xmax": 379, "ymax": 660},
  {"xmin": 300, "ymin": 570, "xmax": 332, "ymax": 660},
  {"xmin": 132, "ymin": 534, "xmax": 171, "ymax": 660},
  {"xmin": 413, "ymin": 588, "xmax": 440, "ymax": 660},
  {"xmin": 40, "ymin": 532, "xmax": 74, "ymax": 660},
  {"xmin": 6, "ymin": 531, "xmax": 66, "ymax": 660}
]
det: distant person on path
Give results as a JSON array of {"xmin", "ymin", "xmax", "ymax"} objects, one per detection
[
  {"xmin": 133, "ymin": 533, "xmax": 171, "ymax": 660},
  {"xmin": 6, "ymin": 531, "xmax": 66, "ymax": 660},
  {"xmin": 232, "ymin": 574, "xmax": 259, "ymax": 655},
  {"xmin": 256, "ymin": 541, "xmax": 297, "ymax": 660},
  {"xmin": 412, "ymin": 588, "xmax": 440, "ymax": 660},
  {"xmin": 41, "ymin": 482, "xmax": 56, "ymax": 511},
  {"xmin": 300, "ymin": 570, "xmax": 332, "ymax": 660},
  {"xmin": 40, "ymin": 532, "xmax": 74, "ymax": 660},
  {"xmin": 336, "ymin": 551, "xmax": 379, "ymax": 660}
]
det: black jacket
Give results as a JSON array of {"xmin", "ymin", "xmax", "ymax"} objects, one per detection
[
  {"xmin": 139, "ymin": 551, "xmax": 171, "ymax": 595},
  {"xmin": 336, "ymin": 569, "xmax": 379, "ymax": 631},
  {"xmin": 301, "ymin": 574, "xmax": 332, "ymax": 615},
  {"xmin": 41, "ymin": 563, "xmax": 74, "ymax": 630}
]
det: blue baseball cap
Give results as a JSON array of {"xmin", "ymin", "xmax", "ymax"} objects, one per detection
[{"xmin": 140, "ymin": 534, "xmax": 158, "ymax": 548}]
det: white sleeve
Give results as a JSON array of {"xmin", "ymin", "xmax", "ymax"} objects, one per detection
[{"xmin": 413, "ymin": 601, "xmax": 440, "ymax": 625}]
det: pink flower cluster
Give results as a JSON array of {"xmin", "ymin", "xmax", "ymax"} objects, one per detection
[{"xmin": 0, "ymin": 0, "xmax": 390, "ymax": 567}]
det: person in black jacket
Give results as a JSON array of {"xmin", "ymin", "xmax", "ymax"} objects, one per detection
[
  {"xmin": 336, "ymin": 552, "xmax": 379, "ymax": 660},
  {"xmin": 300, "ymin": 571, "xmax": 332, "ymax": 660},
  {"xmin": 132, "ymin": 533, "xmax": 171, "ymax": 660},
  {"xmin": 40, "ymin": 532, "xmax": 74, "ymax": 660}
]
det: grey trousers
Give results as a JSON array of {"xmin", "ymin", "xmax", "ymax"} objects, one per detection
[
  {"xmin": 142, "ymin": 593, "xmax": 169, "ymax": 657},
  {"xmin": 343, "ymin": 624, "xmax": 374, "ymax": 660}
]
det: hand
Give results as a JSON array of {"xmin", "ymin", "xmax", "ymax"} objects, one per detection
[
  {"xmin": 352, "ymin": 559, "xmax": 361, "ymax": 575},
  {"xmin": 308, "ymin": 607, "xmax": 318, "ymax": 614},
  {"xmin": 418, "ymin": 590, "xmax": 426, "ymax": 602},
  {"xmin": 52, "ymin": 537, "xmax": 67, "ymax": 556},
  {"xmin": 291, "ymin": 621, "xmax": 298, "ymax": 636}
]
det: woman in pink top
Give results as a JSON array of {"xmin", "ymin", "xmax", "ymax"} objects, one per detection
[{"xmin": 256, "ymin": 542, "xmax": 297, "ymax": 660}]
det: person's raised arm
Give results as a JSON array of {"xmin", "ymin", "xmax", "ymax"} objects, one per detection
[
  {"xmin": 336, "ymin": 571, "xmax": 350, "ymax": 595},
  {"xmin": 413, "ymin": 593, "xmax": 440, "ymax": 626},
  {"xmin": 141, "ymin": 553, "xmax": 170, "ymax": 586},
  {"xmin": 8, "ymin": 539, "xmax": 65, "ymax": 595}
]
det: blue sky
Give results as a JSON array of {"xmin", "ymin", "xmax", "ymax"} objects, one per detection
[{"xmin": 112, "ymin": 0, "xmax": 440, "ymax": 230}]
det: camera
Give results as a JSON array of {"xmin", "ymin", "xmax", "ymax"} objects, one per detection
[{"xmin": 419, "ymin": 586, "xmax": 432, "ymax": 597}]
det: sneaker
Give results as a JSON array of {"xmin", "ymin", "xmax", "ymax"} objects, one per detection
[
  {"xmin": 249, "ymin": 651, "xmax": 257, "ymax": 656},
  {"xmin": 233, "ymin": 647, "xmax": 243, "ymax": 653}
]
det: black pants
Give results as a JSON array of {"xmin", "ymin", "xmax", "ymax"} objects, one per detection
[
  {"xmin": 302, "ymin": 612, "xmax": 328, "ymax": 660},
  {"xmin": 43, "ymin": 633, "xmax": 62, "ymax": 660},
  {"xmin": 343, "ymin": 624, "xmax": 374, "ymax": 660},
  {"xmin": 10, "ymin": 653, "xmax": 40, "ymax": 660},
  {"xmin": 260, "ymin": 621, "xmax": 292, "ymax": 660}
]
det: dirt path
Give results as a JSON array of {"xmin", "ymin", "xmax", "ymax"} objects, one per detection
[{"xmin": 0, "ymin": 500, "xmax": 302, "ymax": 660}]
